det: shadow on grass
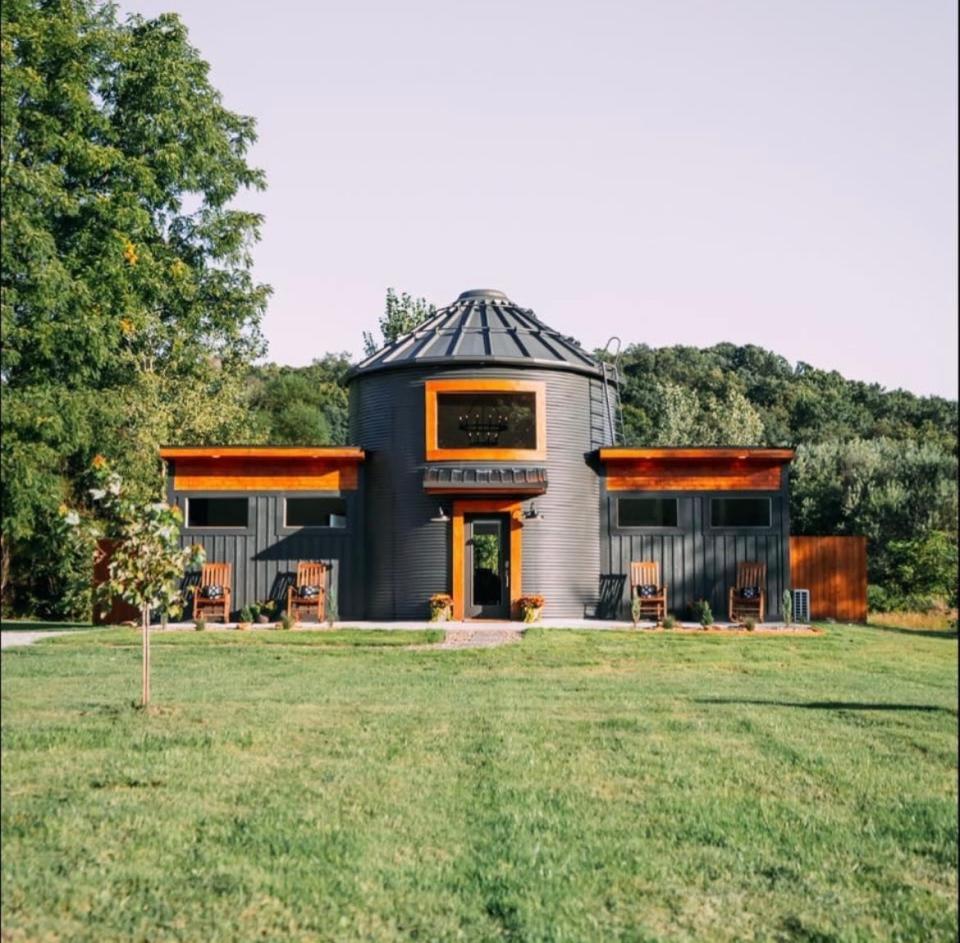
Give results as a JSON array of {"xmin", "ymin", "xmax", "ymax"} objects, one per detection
[
  {"xmin": 0, "ymin": 621, "xmax": 93, "ymax": 632},
  {"xmin": 696, "ymin": 697, "xmax": 957, "ymax": 715},
  {"xmin": 863, "ymin": 622, "xmax": 958, "ymax": 640}
]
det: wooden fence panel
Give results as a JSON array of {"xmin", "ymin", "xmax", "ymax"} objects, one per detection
[
  {"xmin": 789, "ymin": 536, "xmax": 867, "ymax": 622},
  {"xmin": 93, "ymin": 539, "xmax": 140, "ymax": 625}
]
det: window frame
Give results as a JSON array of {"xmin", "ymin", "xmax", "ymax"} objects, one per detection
[
  {"xmin": 708, "ymin": 496, "xmax": 773, "ymax": 531},
  {"xmin": 424, "ymin": 379, "xmax": 546, "ymax": 461},
  {"xmin": 183, "ymin": 495, "xmax": 251, "ymax": 531},
  {"xmin": 615, "ymin": 496, "xmax": 681, "ymax": 531},
  {"xmin": 282, "ymin": 495, "xmax": 348, "ymax": 530}
]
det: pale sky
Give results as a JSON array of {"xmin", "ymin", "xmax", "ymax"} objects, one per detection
[{"xmin": 120, "ymin": 0, "xmax": 958, "ymax": 398}]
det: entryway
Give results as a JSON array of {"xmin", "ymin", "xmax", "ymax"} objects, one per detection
[{"xmin": 465, "ymin": 514, "xmax": 511, "ymax": 619}]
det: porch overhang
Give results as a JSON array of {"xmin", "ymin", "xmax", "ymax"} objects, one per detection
[
  {"xmin": 423, "ymin": 465, "xmax": 547, "ymax": 495},
  {"xmin": 159, "ymin": 445, "xmax": 366, "ymax": 492},
  {"xmin": 598, "ymin": 447, "xmax": 794, "ymax": 491}
]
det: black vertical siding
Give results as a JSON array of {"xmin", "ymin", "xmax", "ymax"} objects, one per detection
[
  {"xmin": 599, "ymin": 487, "xmax": 790, "ymax": 620},
  {"xmin": 174, "ymin": 489, "xmax": 363, "ymax": 618}
]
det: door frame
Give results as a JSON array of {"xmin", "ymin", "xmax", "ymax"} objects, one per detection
[{"xmin": 452, "ymin": 499, "xmax": 523, "ymax": 620}]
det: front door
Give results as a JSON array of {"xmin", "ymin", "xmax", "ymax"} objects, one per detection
[{"xmin": 465, "ymin": 515, "xmax": 510, "ymax": 619}]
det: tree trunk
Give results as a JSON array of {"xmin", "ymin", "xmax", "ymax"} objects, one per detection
[{"xmin": 141, "ymin": 603, "xmax": 151, "ymax": 707}]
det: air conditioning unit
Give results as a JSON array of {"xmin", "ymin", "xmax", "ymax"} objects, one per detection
[{"xmin": 792, "ymin": 589, "xmax": 811, "ymax": 624}]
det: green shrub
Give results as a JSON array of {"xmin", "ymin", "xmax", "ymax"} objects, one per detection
[
  {"xmin": 692, "ymin": 600, "xmax": 713, "ymax": 627},
  {"xmin": 744, "ymin": 617, "xmax": 756, "ymax": 631},
  {"xmin": 782, "ymin": 590, "xmax": 793, "ymax": 626},
  {"xmin": 662, "ymin": 614, "xmax": 677, "ymax": 629},
  {"xmin": 193, "ymin": 618, "xmax": 206, "ymax": 632},
  {"xmin": 239, "ymin": 606, "xmax": 253, "ymax": 624},
  {"xmin": 276, "ymin": 613, "xmax": 295, "ymax": 631},
  {"xmin": 630, "ymin": 595, "xmax": 642, "ymax": 625}
]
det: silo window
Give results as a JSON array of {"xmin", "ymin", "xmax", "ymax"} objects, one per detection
[
  {"xmin": 436, "ymin": 392, "xmax": 537, "ymax": 450},
  {"xmin": 285, "ymin": 497, "xmax": 347, "ymax": 528},
  {"xmin": 617, "ymin": 497, "xmax": 678, "ymax": 528},
  {"xmin": 186, "ymin": 497, "xmax": 249, "ymax": 528}
]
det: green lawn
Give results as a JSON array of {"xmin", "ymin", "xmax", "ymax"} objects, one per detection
[{"xmin": 2, "ymin": 625, "xmax": 957, "ymax": 943}]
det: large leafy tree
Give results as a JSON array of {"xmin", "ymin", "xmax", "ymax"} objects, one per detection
[{"xmin": 1, "ymin": 0, "xmax": 269, "ymax": 615}]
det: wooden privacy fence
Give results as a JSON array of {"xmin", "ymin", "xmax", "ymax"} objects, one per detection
[
  {"xmin": 92, "ymin": 539, "xmax": 139, "ymax": 625},
  {"xmin": 789, "ymin": 536, "xmax": 868, "ymax": 623}
]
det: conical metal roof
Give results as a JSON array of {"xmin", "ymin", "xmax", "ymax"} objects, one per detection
[{"xmin": 349, "ymin": 289, "xmax": 601, "ymax": 378}]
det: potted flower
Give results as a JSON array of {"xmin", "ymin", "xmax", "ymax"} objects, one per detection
[
  {"xmin": 256, "ymin": 599, "xmax": 276, "ymax": 624},
  {"xmin": 429, "ymin": 593, "xmax": 453, "ymax": 622},
  {"xmin": 237, "ymin": 606, "xmax": 253, "ymax": 631},
  {"xmin": 518, "ymin": 595, "xmax": 545, "ymax": 623}
]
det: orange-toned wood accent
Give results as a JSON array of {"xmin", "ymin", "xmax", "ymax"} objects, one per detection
[
  {"xmin": 606, "ymin": 460, "xmax": 782, "ymax": 491},
  {"xmin": 424, "ymin": 379, "xmax": 546, "ymax": 462},
  {"xmin": 451, "ymin": 499, "xmax": 524, "ymax": 621},
  {"xmin": 92, "ymin": 539, "xmax": 140, "ymax": 625},
  {"xmin": 790, "ymin": 536, "xmax": 867, "ymax": 623},
  {"xmin": 160, "ymin": 446, "xmax": 365, "ymax": 460},
  {"xmin": 600, "ymin": 448, "xmax": 795, "ymax": 461},
  {"xmin": 173, "ymin": 458, "xmax": 359, "ymax": 492}
]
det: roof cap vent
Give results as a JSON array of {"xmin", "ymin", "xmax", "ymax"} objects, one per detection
[{"xmin": 456, "ymin": 288, "xmax": 510, "ymax": 302}]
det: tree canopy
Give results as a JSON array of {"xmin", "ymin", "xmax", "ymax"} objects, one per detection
[{"xmin": 1, "ymin": 0, "xmax": 268, "ymax": 614}]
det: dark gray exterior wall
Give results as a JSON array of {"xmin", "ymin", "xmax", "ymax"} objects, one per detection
[
  {"xmin": 170, "ymin": 484, "xmax": 365, "ymax": 619},
  {"xmin": 599, "ymin": 475, "xmax": 791, "ymax": 620},
  {"xmin": 349, "ymin": 366, "xmax": 610, "ymax": 620}
]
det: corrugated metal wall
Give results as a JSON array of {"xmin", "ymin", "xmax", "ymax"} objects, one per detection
[
  {"xmin": 599, "ymin": 487, "xmax": 791, "ymax": 620},
  {"xmin": 173, "ymin": 490, "xmax": 364, "ymax": 619},
  {"xmin": 349, "ymin": 366, "xmax": 607, "ymax": 619}
]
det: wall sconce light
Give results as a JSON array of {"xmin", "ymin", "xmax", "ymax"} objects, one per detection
[
  {"xmin": 523, "ymin": 502, "xmax": 544, "ymax": 522},
  {"xmin": 430, "ymin": 506, "xmax": 451, "ymax": 523}
]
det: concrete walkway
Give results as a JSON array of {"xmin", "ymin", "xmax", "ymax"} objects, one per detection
[{"xmin": 1, "ymin": 630, "xmax": 75, "ymax": 649}]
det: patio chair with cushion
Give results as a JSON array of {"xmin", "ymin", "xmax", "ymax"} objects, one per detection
[
  {"xmin": 192, "ymin": 562, "xmax": 232, "ymax": 623},
  {"xmin": 728, "ymin": 561, "xmax": 766, "ymax": 624},
  {"xmin": 287, "ymin": 561, "xmax": 330, "ymax": 623},
  {"xmin": 629, "ymin": 561, "xmax": 668, "ymax": 624}
]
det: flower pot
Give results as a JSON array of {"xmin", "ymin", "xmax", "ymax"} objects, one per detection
[
  {"xmin": 236, "ymin": 622, "xmax": 252, "ymax": 632},
  {"xmin": 256, "ymin": 614, "xmax": 270, "ymax": 624}
]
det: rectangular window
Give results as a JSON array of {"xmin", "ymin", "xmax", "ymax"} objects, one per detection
[
  {"xmin": 186, "ymin": 497, "xmax": 248, "ymax": 528},
  {"xmin": 617, "ymin": 497, "xmax": 678, "ymax": 528},
  {"xmin": 710, "ymin": 497, "xmax": 771, "ymax": 528},
  {"xmin": 436, "ymin": 392, "xmax": 537, "ymax": 450},
  {"xmin": 425, "ymin": 379, "xmax": 546, "ymax": 460},
  {"xmin": 285, "ymin": 497, "xmax": 347, "ymax": 528}
]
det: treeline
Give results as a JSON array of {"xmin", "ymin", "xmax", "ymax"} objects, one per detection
[
  {"xmin": 2, "ymin": 3, "xmax": 956, "ymax": 620},
  {"xmin": 248, "ymin": 343, "xmax": 959, "ymax": 613}
]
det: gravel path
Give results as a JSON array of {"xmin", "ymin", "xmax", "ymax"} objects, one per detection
[{"xmin": 437, "ymin": 629, "xmax": 524, "ymax": 649}]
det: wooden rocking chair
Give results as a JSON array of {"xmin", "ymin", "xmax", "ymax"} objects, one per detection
[
  {"xmin": 192, "ymin": 562, "xmax": 232, "ymax": 623},
  {"xmin": 287, "ymin": 561, "xmax": 330, "ymax": 623},
  {"xmin": 629, "ymin": 561, "xmax": 668, "ymax": 624},
  {"xmin": 728, "ymin": 561, "xmax": 766, "ymax": 624}
]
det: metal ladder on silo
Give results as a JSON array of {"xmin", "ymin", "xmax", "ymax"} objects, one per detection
[{"xmin": 600, "ymin": 337, "xmax": 625, "ymax": 446}]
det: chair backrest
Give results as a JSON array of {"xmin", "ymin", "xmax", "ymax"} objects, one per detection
[
  {"xmin": 296, "ymin": 561, "xmax": 329, "ymax": 588},
  {"xmin": 736, "ymin": 561, "xmax": 766, "ymax": 589},
  {"xmin": 630, "ymin": 561, "xmax": 660, "ymax": 589},
  {"xmin": 200, "ymin": 562, "xmax": 231, "ymax": 589}
]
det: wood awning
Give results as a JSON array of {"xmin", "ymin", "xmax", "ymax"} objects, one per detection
[
  {"xmin": 160, "ymin": 446, "xmax": 366, "ymax": 492},
  {"xmin": 598, "ymin": 447, "xmax": 794, "ymax": 492}
]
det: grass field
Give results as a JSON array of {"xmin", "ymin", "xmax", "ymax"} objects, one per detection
[{"xmin": 2, "ymin": 624, "xmax": 957, "ymax": 943}]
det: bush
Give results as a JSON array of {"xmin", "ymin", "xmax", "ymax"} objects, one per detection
[
  {"xmin": 276, "ymin": 613, "xmax": 295, "ymax": 631},
  {"xmin": 239, "ymin": 606, "xmax": 254, "ymax": 624},
  {"xmin": 744, "ymin": 617, "xmax": 756, "ymax": 631},
  {"xmin": 193, "ymin": 618, "xmax": 206, "ymax": 631},
  {"xmin": 692, "ymin": 599, "xmax": 713, "ymax": 627},
  {"xmin": 662, "ymin": 614, "xmax": 677, "ymax": 629}
]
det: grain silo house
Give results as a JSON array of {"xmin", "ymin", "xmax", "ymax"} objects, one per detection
[{"xmin": 161, "ymin": 289, "xmax": 796, "ymax": 622}]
